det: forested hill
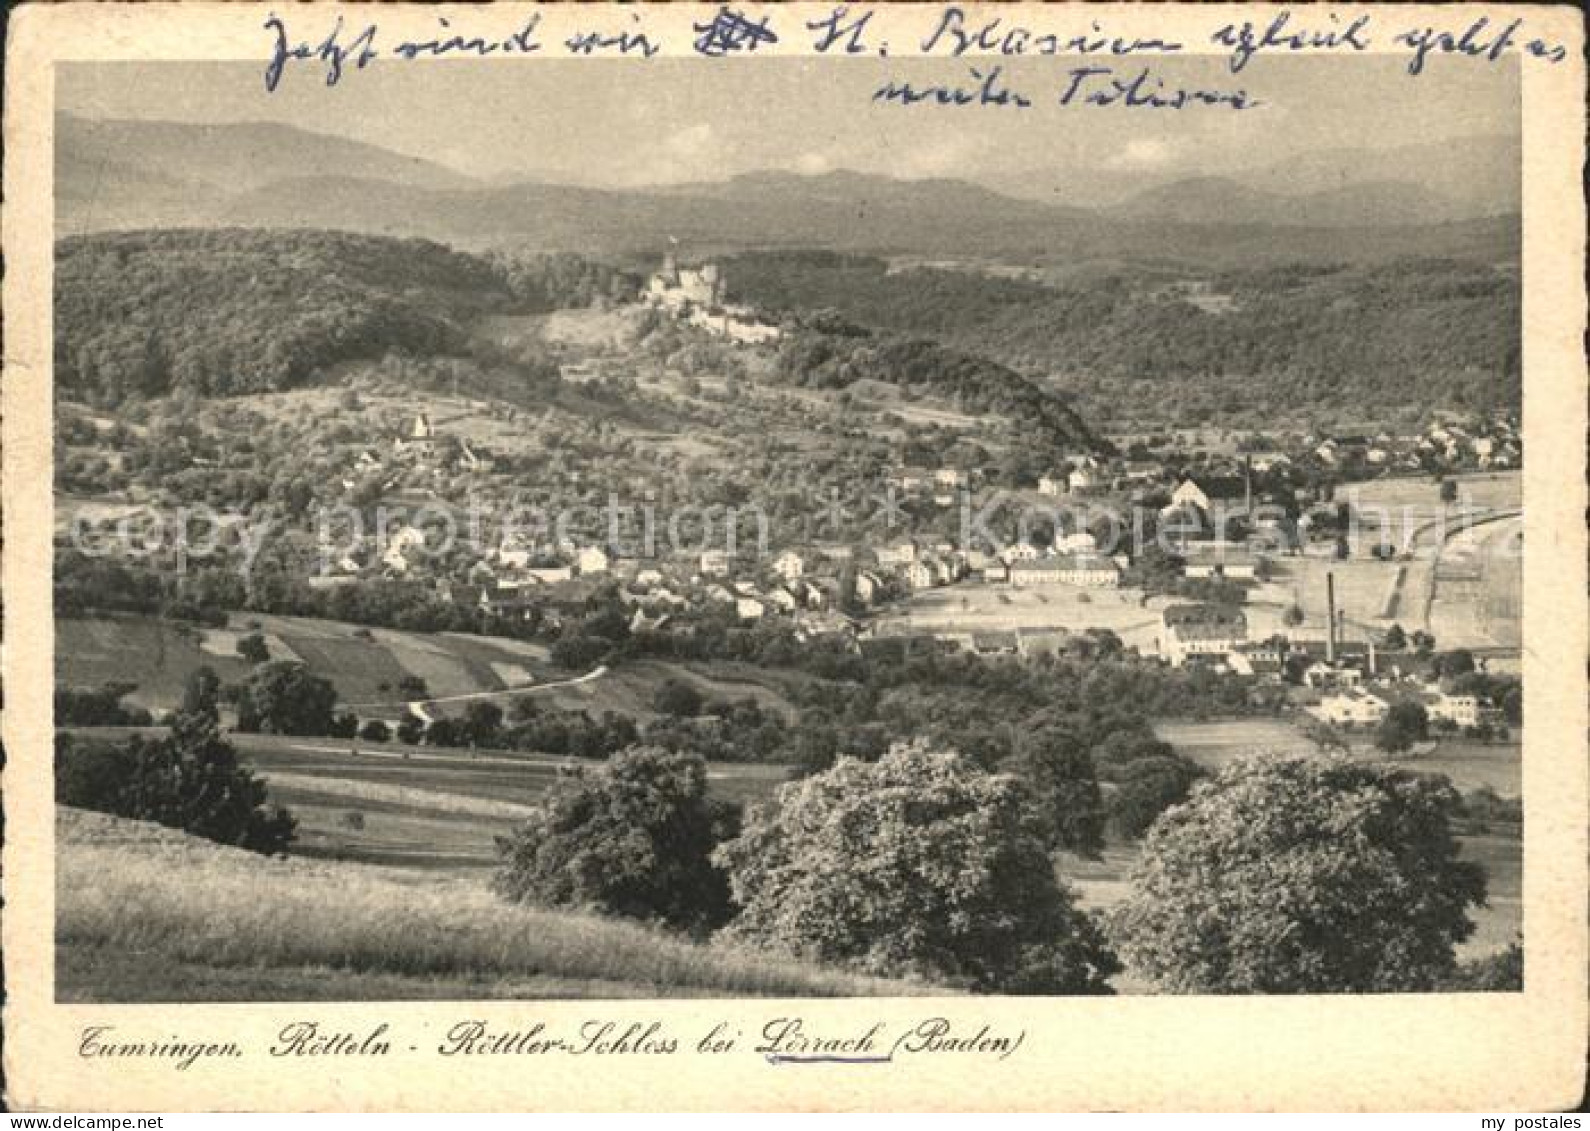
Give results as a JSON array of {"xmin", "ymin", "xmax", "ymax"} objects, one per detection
[
  {"xmin": 775, "ymin": 328, "xmax": 1105, "ymax": 457},
  {"xmin": 727, "ymin": 253, "xmax": 1522, "ymax": 423},
  {"xmin": 53, "ymin": 230, "xmax": 635, "ymax": 406}
]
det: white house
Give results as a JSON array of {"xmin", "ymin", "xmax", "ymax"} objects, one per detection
[
  {"xmin": 1157, "ymin": 604, "xmax": 1248, "ymax": 667},
  {"xmin": 877, "ymin": 542, "xmax": 918, "ymax": 567},
  {"xmin": 700, "ymin": 549, "xmax": 732, "ymax": 577},
  {"xmin": 1182, "ymin": 546, "xmax": 1263, "ymax": 580},
  {"xmin": 577, "ymin": 546, "xmax": 611, "ymax": 574},
  {"xmin": 498, "ymin": 544, "xmax": 534, "ymax": 570},
  {"xmin": 526, "ymin": 565, "xmax": 574, "ymax": 585},
  {"xmin": 771, "ymin": 550, "xmax": 805, "ymax": 581},
  {"xmin": 735, "ymin": 597, "xmax": 767, "ymax": 621},
  {"xmin": 855, "ymin": 571, "xmax": 884, "ymax": 605},
  {"xmin": 1001, "ymin": 542, "xmax": 1042, "ymax": 565},
  {"xmin": 1009, "ymin": 554, "xmax": 1121, "ymax": 589},
  {"xmin": 1429, "ymin": 691, "xmax": 1481, "ymax": 728},
  {"xmin": 767, "ymin": 586, "xmax": 800, "ymax": 613},
  {"xmin": 1310, "ymin": 689, "xmax": 1391, "ymax": 727},
  {"xmin": 381, "ymin": 525, "xmax": 427, "ymax": 573},
  {"xmin": 1038, "ymin": 474, "xmax": 1068, "ymax": 497},
  {"xmin": 1068, "ymin": 466, "xmax": 1101, "ymax": 493},
  {"xmin": 907, "ymin": 560, "xmax": 939, "ymax": 590}
]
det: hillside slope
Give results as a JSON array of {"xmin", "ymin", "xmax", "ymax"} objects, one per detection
[
  {"xmin": 728, "ymin": 253, "xmax": 1521, "ymax": 421},
  {"xmin": 58, "ymin": 807, "xmax": 933, "ymax": 1002},
  {"xmin": 54, "ymin": 228, "xmax": 514, "ymax": 404}
]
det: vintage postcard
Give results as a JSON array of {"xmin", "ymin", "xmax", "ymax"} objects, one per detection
[{"xmin": 3, "ymin": 0, "xmax": 1585, "ymax": 1112}]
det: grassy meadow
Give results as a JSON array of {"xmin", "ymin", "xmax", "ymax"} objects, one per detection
[
  {"xmin": 57, "ymin": 808, "xmax": 935, "ymax": 1003},
  {"xmin": 57, "ymin": 613, "xmax": 808, "ymax": 722},
  {"xmin": 61, "ymin": 726, "xmax": 797, "ymax": 871}
]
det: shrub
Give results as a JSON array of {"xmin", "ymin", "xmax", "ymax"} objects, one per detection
[
  {"xmin": 396, "ymin": 675, "xmax": 429, "ymax": 699},
  {"xmin": 1445, "ymin": 942, "xmax": 1522, "ymax": 991},
  {"xmin": 1376, "ymin": 701, "xmax": 1430, "ymax": 753},
  {"xmin": 235, "ymin": 632, "xmax": 270, "ymax": 664},
  {"xmin": 1103, "ymin": 755, "xmax": 1203, "ymax": 840},
  {"xmin": 1110, "ymin": 754, "xmax": 1486, "ymax": 993},
  {"xmin": 234, "ymin": 661, "xmax": 338, "ymax": 736},
  {"xmin": 55, "ymin": 712, "xmax": 296, "ymax": 855},
  {"xmin": 358, "ymin": 719, "xmax": 392, "ymax": 743},
  {"xmin": 652, "ymin": 677, "xmax": 704, "ymax": 718},
  {"xmin": 494, "ymin": 746, "xmax": 739, "ymax": 933},
  {"xmin": 1002, "ymin": 717, "xmax": 1104, "ymax": 857},
  {"xmin": 55, "ymin": 682, "xmax": 153, "ymax": 727},
  {"xmin": 715, "ymin": 742, "xmax": 1119, "ymax": 994}
]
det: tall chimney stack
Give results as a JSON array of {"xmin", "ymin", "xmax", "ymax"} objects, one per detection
[{"xmin": 1325, "ymin": 572, "xmax": 1337, "ymax": 665}]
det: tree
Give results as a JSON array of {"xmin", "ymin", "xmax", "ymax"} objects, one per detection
[
  {"xmin": 714, "ymin": 742, "xmax": 1119, "ymax": 994},
  {"xmin": 1104, "ymin": 755, "xmax": 1202, "ymax": 840},
  {"xmin": 359, "ymin": 719, "xmax": 391, "ymax": 743},
  {"xmin": 396, "ymin": 674, "xmax": 429, "ymax": 699},
  {"xmin": 1300, "ymin": 717, "xmax": 1350, "ymax": 754},
  {"xmin": 1110, "ymin": 754, "xmax": 1485, "ymax": 993},
  {"xmin": 495, "ymin": 746, "xmax": 739, "ymax": 933},
  {"xmin": 395, "ymin": 714, "xmax": 425, "ymax": 745},
  {"xmin": 235, "ymin": 632, "xmax": 270, "ymax": 664},
  {"xmin": 181, "ymin": 666, "xmax": 221, "ymax": 717},
  {"xmin": 1445, "ymin": 942, "xmax": 1522, "ymax": 991},
  {"xmin": 1433, "ymin": 649, "xmax": 1476, "ymax": 679},
  {"xmin": 1376, "ymin": 701, "xmax": 1430, "ymax": 753},
  {"xmin": 235, "ymin": 661, "xmax": 338, "ymax": 736},
  {"xmin": 652, "ymin": 677, "xmax": 704, "ymax": 718},
  {"xmin": 1004, "ymin": 719, "xmax": 1104, "ymax": 857},
  {"xmin": 1281, "ymin": 604, "xmax": 1305, "ymax": 628},
  {"xmin": 1440, "ymin": 479, "xmax": 1459, "ymax": 504},
  {"xmin": 1383, "ymin": 623, "xmax": 1408, "ymax": 650},
  {"xmin": 462, "ymin": 701, "xmax": 504, "ymax": 747},
  {"xmin": 55, "ymin": 706, "xmax": 296, "ymax": 855}
]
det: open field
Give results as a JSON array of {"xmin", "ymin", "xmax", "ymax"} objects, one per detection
[
  {"xmin": 1428, "ymin": 515, "xmax": 1523, "ymax": 649},
  {"xmin": 1343, "ymin": 471, "xmax": 1520, "ymax": 513},
  {"xmin": 1154, "ymin": 719, "xmax": 1522, "ymax": 797},
  {"xmin": 513, "ymin": 658, "xmax": 803, "ymax": 722},
  {"xmin": 1269, "ymin": 557, "xmax": 1405, "ymax": 631},
  {"xmin": 875, "ymin": 583, "xmax": 1166, "ymax": 651},
  {"xmin": 1152, "ymin": 718, "xmax": 1318, "ymax": 760},
  {"xmin": 58, "ymin": 614, "xmax": 808, "ymax": 723},
  {"xmin": 57, "ymin": 617, "xmax": 256, "ymax": 710},
  {"xmin": 57, "ymin": 808, "xmax": 930, "ymax": 1002},
  {"xmin": 62, "ymin": 726, "xmax": 797, "ymax": 869}
]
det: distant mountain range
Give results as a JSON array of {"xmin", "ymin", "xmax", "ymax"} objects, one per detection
[{"xmin": 55, "ymin": 114, "xmax": 1521, "ymax": 266}]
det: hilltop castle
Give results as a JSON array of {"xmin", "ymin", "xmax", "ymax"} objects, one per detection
[{"xmin": 645, "ymin": 254, "xmax": 726, "ymax": 311}]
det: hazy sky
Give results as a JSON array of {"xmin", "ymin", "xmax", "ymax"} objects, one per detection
[{"xmin": 58, "ymin": 56, "xmax": 1518, "ymax": 201}]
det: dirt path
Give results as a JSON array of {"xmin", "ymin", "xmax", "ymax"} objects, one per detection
[{"xmin": 343, "ymin": 665, "xmax": 610, "ymax": 716}]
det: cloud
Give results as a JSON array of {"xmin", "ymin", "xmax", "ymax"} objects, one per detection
[
  {"xmin": 1104, "ymin": 138, "xmax": 1181, "ymax": 171},
  {"xmin": 889, "ymin": 135, "xmax": 979, "ymax": 180},
  {"xmin": 792, "ymin": 150, "xmax": 835, "ymax": 175},
  {"xmin": 617, "ymin": 123, "xmax": 721, "ymax": 185},
  {"xmin": 665, "ymin": 123, "xmax": 716, "ymax": 160}
]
